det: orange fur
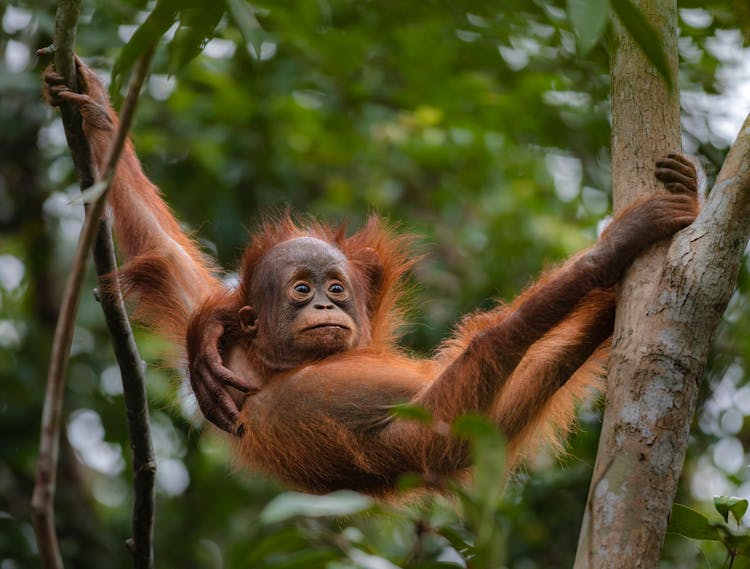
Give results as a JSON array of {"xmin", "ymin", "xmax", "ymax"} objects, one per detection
[
  {"xmin": 235, "ymin": 213, "xmax": 417, "ymax": 348},
  {"xmin": 64, "ymin": 64, "xmax": 220, "ymax": 340},
  {"xmin": 46, "ymin": 57, "xmax": 700, "ymax": 497}
]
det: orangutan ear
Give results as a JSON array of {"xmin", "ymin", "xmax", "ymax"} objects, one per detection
[{"xmin": 238, "ymin": 305, "xmax": 258, "ymax": 336}]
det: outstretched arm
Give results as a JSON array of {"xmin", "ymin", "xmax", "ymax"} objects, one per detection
[
  {"xmin": 44, "ymin": 57, "xmax": 255, "ymax": 433},
  {"xmin": 385, "ymin": 154, "xmax": 699, "ymax": 473},
  {"xmin": 45, "ymin": 59, "xmax": 218, "ymax": 321}
]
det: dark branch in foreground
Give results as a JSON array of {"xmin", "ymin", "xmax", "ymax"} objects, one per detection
[
  {"xmin": 31, "ymin": 2, "xmax": 157, "ymax": 567},
  {"xmin": 93, "ymin": 222, "xmax": 156, "ymax": 569}
]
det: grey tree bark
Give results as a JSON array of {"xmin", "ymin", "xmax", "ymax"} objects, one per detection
[{"xmin": 574, "ymin": 1, "xmax": 750, "ymax": 567}]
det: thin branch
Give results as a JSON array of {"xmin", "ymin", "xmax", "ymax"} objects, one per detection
[
  {"xmin": 31, "ymin": 5, "xmax": 86, "ymax": 567},
  {"xmin": 31, "ymin": 7, "xmax": 156, "ymax": 568},
  {"xmin": 91, "ymin": 51, "xmax": 157, "ymax": 569},
  {"xmin": 93, "ymin": 221, "xmax": 156, "ymax": 569}
]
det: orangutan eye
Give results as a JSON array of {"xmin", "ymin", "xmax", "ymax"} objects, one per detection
[
  {"xmin": 293, "ymin": 283, "xmax": 311, "ymax": 294},
  {"xmin": 329, "ymin": 283, "xmax": 345, "ymax": 294}
]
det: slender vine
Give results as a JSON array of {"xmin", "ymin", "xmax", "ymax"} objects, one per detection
[{"xmin": 31, "ymin": 2, "xmax": 157, "ymax": 567}]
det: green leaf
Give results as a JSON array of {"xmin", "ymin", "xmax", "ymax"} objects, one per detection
[
  {"xmin": 245, "ymin": 527, "xmax": 308, "ymax": 561},
  {"xmin": 395, "ymin": 472, "xmax": 424, "ymax": 492},
  {"xmin": 452, "ymin": 414, "xmax": 497, "ymax": 439},
  {"xmin": 668, "ymin": 503, "xmax": 722, "ymax": 541},
  {"xmin": 168, "ymin": 4, "xmax": 224, "ymax": 73},
  {"xmin": 225, "ymin": 0, "xmax": 265, "ymax": 56},
  {"xmin": 111, "ymin": 0, "xmax": 179, "ymax": 97},
  {"xmin": 567, "ymin": 0, "xmax": 609, "ymax": 54},
  {"xmin": 726, "ymin": 533, "xmax": 750, "ymax": 556},
  {"xmin": 389, "ymin": 403, "xmax": 432, "ymax": 423},
  {"xmin": 611, "ymin": 0, "xmax": 673, "ymax": 89},
  {"xmin": 715, "ymin": 496, "xmax": 749, "ymax": 525},
  {"xmin": 435, "ymin": 525, "xmax": 472, "ymax": 557},
  {"xmin": 471, "ymin": 429, "xmax": 506, "ymax": 508},
  {"xmin": 451, "ymin": 413, "xmax": 506, "ymax": 562},
  {"xmin": 258, "ymin": 548, "xmax": 338, "ymax": 569},
  {"xmin": 259, "ymin": 490, "xmax": 374, "ymax": 524},
  {"xmin": 736, "ymin": 534, "xmax": 750, "ymax": 557},
  {"xmin": 451, "ymin": 415, "xmax": 506, "ymax": 510}
]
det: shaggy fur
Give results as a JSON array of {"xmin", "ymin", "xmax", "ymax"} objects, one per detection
[{"xmin": 45, "ymin": 57, "xmax": 699, "ymax": 497}]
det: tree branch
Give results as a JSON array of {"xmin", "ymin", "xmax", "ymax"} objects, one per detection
[
  {"xmin": 91, "ymin": 51, "xmax": 157, "ymax": 569},
  {"xmin": 574, "ymin": 0, "xmax": 750, "ymax": 561},
  {"xmin": 93, "ymin": 223, "xmax": 156, "ymax": 569},
  {"xmin": 31, "ymin": 4, "xmax": 156, "ymax": 567}
]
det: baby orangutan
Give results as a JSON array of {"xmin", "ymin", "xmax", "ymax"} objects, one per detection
[{"xmin": 45, "ymin": 57, "xmax": 700, "ymax": 496}]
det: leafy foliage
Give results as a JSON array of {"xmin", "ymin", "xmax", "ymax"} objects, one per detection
[
  {"xmin": 567, "ymin": 0, "xmax": 609, "ymax": 55},
  {"xmin": 669, "ymin": 498, "xmax": 750, "ymax": 568},
  {"xmin": 567, "ymin": 0, "xmax": 673, "ymax": 89},
  {"xmin": 0, "ymin": 1, "xmax": 749, "ymax": 568}
]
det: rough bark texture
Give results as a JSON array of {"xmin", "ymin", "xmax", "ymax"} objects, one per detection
[{"xmin": 574, "ymin": 1, "xmax": 750, "ymax": 567}]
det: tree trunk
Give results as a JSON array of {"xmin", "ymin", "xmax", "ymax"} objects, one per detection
[{"xmin": 574, "ymin": 1, "xmax": 750, "ymax": 567}]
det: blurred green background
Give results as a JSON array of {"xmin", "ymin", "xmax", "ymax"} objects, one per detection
[{"xmin": 2, "ymin": 1, "xmax": 750, "ymax": 567}]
